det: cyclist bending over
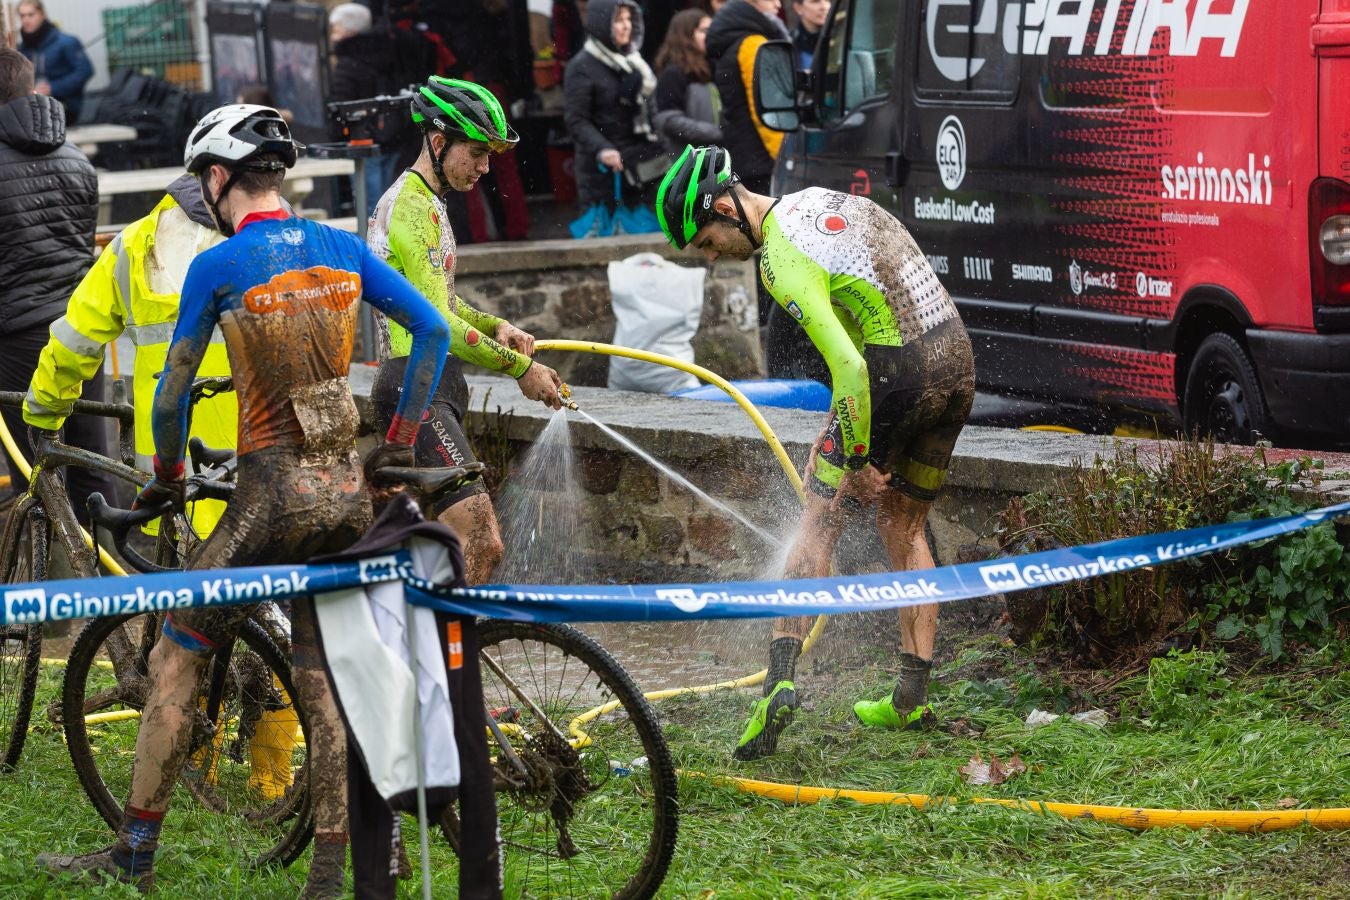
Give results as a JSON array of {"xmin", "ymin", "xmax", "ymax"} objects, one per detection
[
  {"xmin": 39, "ymin": 105, "xmax": 450, "ymax": 896},
  {"xmin": 656, "ymin": 145, "xmax": 976, "ymax": 761},
  {"xmin": 367, "ymin": 76, "xmax": 563, "ymax": 585}
]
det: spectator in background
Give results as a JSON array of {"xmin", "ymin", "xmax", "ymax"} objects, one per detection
[
  {"xmin": 564, "ymin": 0, "xmax": 661, "ymax": 215},
  {"xmin": 653, "ymin": 9, "xmax": 721, "ymax": 152},
  {"xmin": 16, "ymin": 0, "xmax": 92, "ymax": 125},
  {"xmin": 437, "ymin": 0, "xmax": 533, "ymax": 241},
  {"xmin": 236, "ymin": 84, "xmax": 294, "ymax": 126},
  {"xmin": 791, "ymin": 0, "xmax": 829, "ymax": 69},
  {"xmin": 0, "ymin": 48, "xmax": 112, "ymax": 521},
  {"xmin": 328, "ymin": 3, "xmax": 410, "ymax": 205},
  {"xmin": 705, "ymin": 0, "xmax": 787, "ymax": 195},
  {"xmin": 706, "ymin": 0, "xmax": 818, "ymax": 379}
]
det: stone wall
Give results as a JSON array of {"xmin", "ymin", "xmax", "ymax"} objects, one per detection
[{"xmin": 455, "ymin": 233, "xmax": 765, "ymax": 388}]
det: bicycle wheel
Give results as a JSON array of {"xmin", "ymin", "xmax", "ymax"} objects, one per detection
[
  {"xmin": 1, "ymin": 502, "xmax": 46, "ymax": 772},
  {"xmin": 61, "ymin": 612, "xmax": 313, "ymax": 868},
  {"xmin": 443, "ymin": 620, "xmax": 678, "ymax": 899}
]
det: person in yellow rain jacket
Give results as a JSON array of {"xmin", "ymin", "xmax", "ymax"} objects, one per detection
[
  {"xmin": 23, "ymin": 174, "xmax": 235, "ymax": 535},
  {"xmin": 23, "ymin": 173, "xmax": 296, "ymax": 799}
]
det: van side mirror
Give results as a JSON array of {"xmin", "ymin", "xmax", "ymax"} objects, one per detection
[{"xmin": 753, "ymin": 40, "xmax": 800, "ymax": 132}]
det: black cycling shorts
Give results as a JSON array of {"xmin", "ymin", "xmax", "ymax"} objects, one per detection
[
  {"xmin": 811, "ymin": 317, "xmax": 975, "ymax": 504},
  {"xmin": 371, "ymin": 355, "xmax": 487, "ymax": 517}
]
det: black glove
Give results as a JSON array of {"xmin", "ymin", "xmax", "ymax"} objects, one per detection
[
  {"xmin": 133, "ymin": 476, "xmax": 185, "ymax": 512},
  {"xmin": 363, "ymin": 440, "xmax": 415, "ymax": 485}
]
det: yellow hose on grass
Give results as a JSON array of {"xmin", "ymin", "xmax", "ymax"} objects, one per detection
[{"xmin": 705, "ymin": 774, "xmax": 1350, "ymax": 833}]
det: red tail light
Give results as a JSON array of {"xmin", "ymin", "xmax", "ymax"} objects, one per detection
[{"xmin": 1309, "ymin": 177, "xmax": 1350, "ymax": 308}]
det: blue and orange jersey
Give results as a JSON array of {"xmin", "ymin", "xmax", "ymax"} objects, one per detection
[{"xmin": 151, "ymin": 211, "xmax": 449, "ymax": 477}]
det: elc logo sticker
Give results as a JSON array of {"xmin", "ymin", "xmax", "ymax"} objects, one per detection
[{"xmin": 936, "ymin": 116, "xmax": 966, "ymax": 191}]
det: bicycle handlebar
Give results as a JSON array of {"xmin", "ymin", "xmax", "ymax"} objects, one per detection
[
  {"xmin": 188, "ymin": 436, "xmax": 235, "ymax": 472},
  {"xmin": 0, "ymin": 391, "xmax": 134, "ymax": 425},
  {"xmin": 86, "ymin": 475, "xmax": 236, "ymax": 573}
]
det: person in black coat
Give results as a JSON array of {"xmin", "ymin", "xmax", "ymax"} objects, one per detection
[
  {"xmin": 563, "ymin": 0, "xmax": 662, "ymax": 212},
  {"xmin": 329, "ymin": 3, "xmax": 434, "ymax": 204},
  {"xmin": 705, "ymin": 0, "xmax": 789, "ymax": 194},
  {"xmin": 653, "ymin": 8, "xmax": 722, "ymax": 152},
  {"xmin": 0, "ymin": 48, "xmax": 112, "ymax": 518}
]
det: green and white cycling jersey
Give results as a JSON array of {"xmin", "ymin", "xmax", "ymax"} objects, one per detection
[
  {"xmin": 758, "ymin": 187, "xmax": 959, "ymax": 463},
  {"xmin": 367, "ymin": 169, "xmax": 531, "ymax": 377}
]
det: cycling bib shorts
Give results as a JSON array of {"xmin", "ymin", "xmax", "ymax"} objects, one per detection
[
  {"xmin": 370, "ymin": 354, "xmax": 487, "ymax": 516},
  {"xmin": 758, "ymin": 187, "xmax": 975, "ymax": 500}
]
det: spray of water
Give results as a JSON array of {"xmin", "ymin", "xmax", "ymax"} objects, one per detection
[
  {"xmin": 575, "ymin": 408, "xmax": 783, "ymax": 549},
  {"xmin": 495, "ymin": 410, "xmax": 589, "ymax": 584}
]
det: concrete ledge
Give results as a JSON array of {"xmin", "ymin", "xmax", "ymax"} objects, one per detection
[{"xmin": 456, "ymin": 233, "xmax": 687, "ymax": 276}]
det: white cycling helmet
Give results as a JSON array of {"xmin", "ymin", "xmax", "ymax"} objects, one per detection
[{"xmin": 183, "ymin": 104, "xmax": 298, "ymax": 175}]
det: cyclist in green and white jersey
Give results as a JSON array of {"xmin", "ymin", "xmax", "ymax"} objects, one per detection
[
  {"xmin": 367, "ymin": 77, "xmax": 563, "ymax": 584},
  {"xmin": 657, "ymin": 145, "xmax": 976, "ymax": 760}
]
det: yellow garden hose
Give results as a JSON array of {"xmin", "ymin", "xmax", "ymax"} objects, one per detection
[
  {"xmin": 705, "ymin": 775, "xmax": 1350, "ymax": 833},
  {"xmin": 536, "ymin": 341, "xmax": 1350, "ymax": 834}
]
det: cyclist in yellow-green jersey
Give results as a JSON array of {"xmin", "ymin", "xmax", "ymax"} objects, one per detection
[
  {"xmin": 367, "ymin": 77, "xmax": 563, "ymax": 584},
  {"xmin": 657, "ymin": 145, "xmax": 976, "ymax": 760}
]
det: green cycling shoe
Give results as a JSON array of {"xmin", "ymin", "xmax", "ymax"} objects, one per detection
[
  {"xmin": 733, "ymin": 680, "xmax": 798, "ymax": 761},
  {"xmin": 853, "ymin": 695, "xmax": 935, "ymax": 730}
]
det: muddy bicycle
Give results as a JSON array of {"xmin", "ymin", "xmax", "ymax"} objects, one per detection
[
  {"xmin": 379, "ymin": 465, "xmax": 679, "ymax": 899},
  {"xmin": 60, "ymin": 462, "xmax": 678, "ymax": 895},
  {"xmin": 60, "ymin": 472, "xmax": 315, "ymax": 868},
  {"xmin": 0, "ymin": 378, "xmax": 246, "ymax": 774}
]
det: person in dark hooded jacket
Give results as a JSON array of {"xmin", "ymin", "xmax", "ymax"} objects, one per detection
[
  {"xmin": 563, "ymin": 0, "xmax": 663, "ymax": 212},
  {"xmin": 705, "ymin": 0, "xmax": 789, "ymax": 194},
  {"xmin": 0, "ymin": 47, "xmax": 111, "ymax": 518}
]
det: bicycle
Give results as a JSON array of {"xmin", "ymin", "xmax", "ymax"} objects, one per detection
[
  {"xmin": 0, "ymin": 387, "xmax": 139, "ymax": 772},
  {"xmin": 58, "ymin": 467, "xmax": 314, "ymax": 869},
  {"xmin": 0, "ymin": 378, "xmax": 246, "ymax": 774},
  {"xmin": 382, "ymin": 465, "xmax": 679, "ymax": 899}
]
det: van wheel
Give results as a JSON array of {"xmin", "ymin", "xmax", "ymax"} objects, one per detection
[{"xmin": 1182, "ymin": 333, "xmax": 1269, "ymax": 444}]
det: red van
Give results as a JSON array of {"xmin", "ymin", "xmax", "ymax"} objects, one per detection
[{"xmin": 755, "ymin": 0, "xmax": 1350, "ymax": 445}]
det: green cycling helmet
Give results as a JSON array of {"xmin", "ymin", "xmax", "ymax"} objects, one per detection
[
  {"xmin": 411, "ymin": 76, "xmax": 519, "ymax": 153},
  {"xmin": 656, "ymin": 144, "xmax": 737, "ymax": 249}
]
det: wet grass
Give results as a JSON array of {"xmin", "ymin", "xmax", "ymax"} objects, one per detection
[
  {"xmin": 660, "ymin": 635, "xmax": 1350, "ymax": 898},
  {"xmin": 1, "ymin": 635, "xmax": 1347, "ymax": 896}
]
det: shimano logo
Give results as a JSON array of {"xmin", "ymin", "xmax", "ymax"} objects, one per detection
[
  {"xmin": 979, "ymin": 563, "xmax": 1026, "ymax": 593},
  {"xmin": 5, "ymin": 588, "xmax": 47, "ymax": 624},
  {"xmin": 656, "ymin": 587, "xmax": 706, "ymax": 614},
  {"xmin": 358, "ymin": 555, "xmax": 403, "ymax": 584}
]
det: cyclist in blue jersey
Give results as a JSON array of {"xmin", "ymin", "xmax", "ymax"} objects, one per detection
[{"xmin": 40, "ymin": 105, "xmax": 450, "ymax": 897}]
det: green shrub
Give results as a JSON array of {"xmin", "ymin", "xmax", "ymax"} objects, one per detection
[
  {"xmin": 1145, "ymin": 648, "xmax": 1230, "ymax": 723},
  {"xmin": 996, "ymin": 440, "xmax": 1349, "ymax": 662}
]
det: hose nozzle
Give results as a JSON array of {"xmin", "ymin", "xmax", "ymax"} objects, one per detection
[{"xmin": 559, "ymin": 383, "xmax": 579, "ymax": 411}]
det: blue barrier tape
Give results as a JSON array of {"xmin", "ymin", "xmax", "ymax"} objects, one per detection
[
  {"xmin": 405, "ymin": 501, "xmax": 1350, "ymax": 622},
  {"xmin": 3, "ymin": 504, "xmax": 1347, "ymax": 627},
  {"xmin": 0, "ymin": 552, "xmax": 413, "ymax": 626}
]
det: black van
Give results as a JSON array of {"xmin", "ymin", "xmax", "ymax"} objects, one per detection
[{"xmin": 753, "ymin": 0, "xmax": 1350, "ymax": 446}]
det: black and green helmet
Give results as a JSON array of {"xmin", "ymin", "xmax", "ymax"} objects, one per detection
[
  {"xmin": 411, "ymin": 76, "xmax": 519, "ymax": 152},
  {"xmin": 656, "ymin": 144, "xmax": 737, "ymax": 249}
]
